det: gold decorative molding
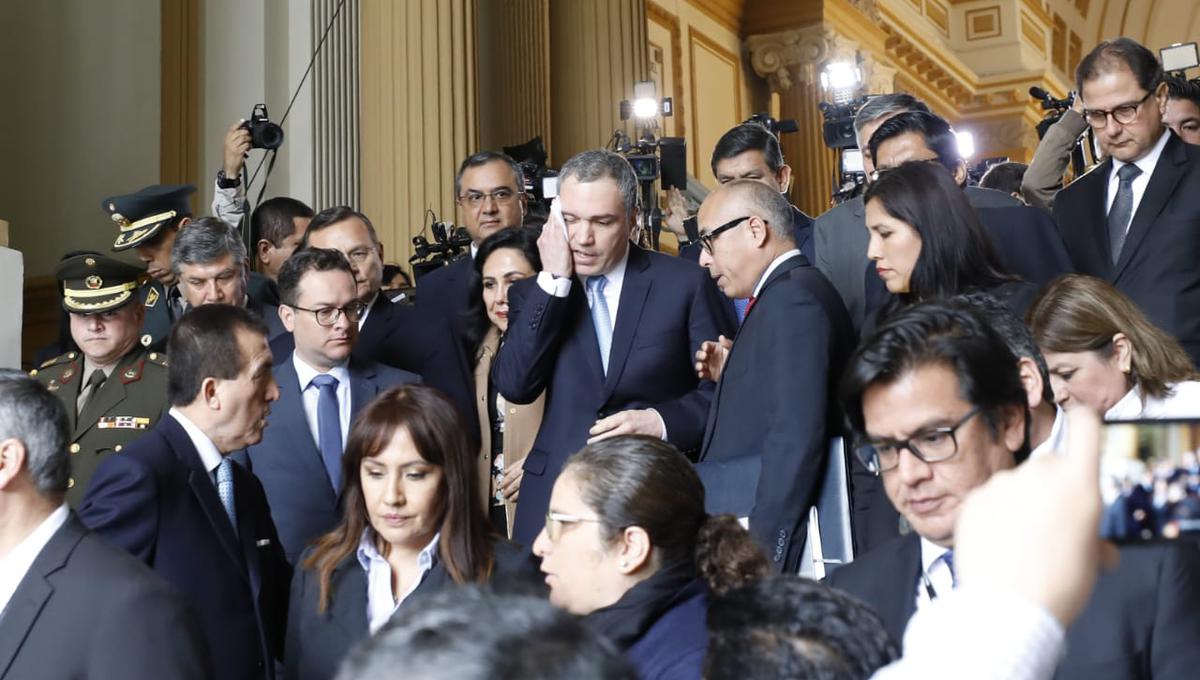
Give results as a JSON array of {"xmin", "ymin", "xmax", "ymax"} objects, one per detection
[
  {"xmin": 965, "ymin": 6, "xmax": 1002, "ymax": 41},
  {"xmin": 647, "ymin": 1, "xmax": 686, "ymax": 138},
  {"xmin": 745, "ymin": 25, "xmax": 860, "ymax": 93},
  {"xmin": 689, "ymin": 0, "xmax": 744, "ymax": 34},
  {"xmin": 688, "ymin": 27, "xmax": 743, "ymax": 157}
]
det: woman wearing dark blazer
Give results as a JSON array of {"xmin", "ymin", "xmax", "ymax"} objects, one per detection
[
  {"xmin": 285, "ymin": 385, "xmax": 539, "ymax": 680},
  {"xmin": 464, "ymin": 228, "xmax": 546, "ymax": 537}
]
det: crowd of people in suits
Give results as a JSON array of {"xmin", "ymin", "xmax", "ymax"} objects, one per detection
[{"xmin": 3, "ymin": 34, "xmax": 1200, "ymax": 680}]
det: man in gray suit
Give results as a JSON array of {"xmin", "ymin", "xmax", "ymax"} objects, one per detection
[
  {"xmin": 814, "ymin": 94, "xmax": 1022, "ymax": 331},
  {"xmin": 0, "ymin": 371, "xmax": 209, "ymax": 679},
  {"xmin": 237, "ymin": 248, "xmax": 419, "ymax": 562}
]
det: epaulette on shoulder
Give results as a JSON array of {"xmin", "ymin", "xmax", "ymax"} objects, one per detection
[
  {"xmin": 145, "ymin": 351, "xmax": 169, "ymax": 368},
  {"xmin": 40, "ymin": 351, "xmax": 78, "ymax": 369}
]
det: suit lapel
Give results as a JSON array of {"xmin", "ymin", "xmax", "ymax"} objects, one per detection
[
  {"xmin": 233, "ymin": 465, "xmax": 264, "ymax": 602},
  {"xmin": 348, "ymin": 358, "xmax": 380, "ymax": 419},
  {"xmin": 275, "ymin": 360, "xmax": 337, "ymax": 503},
  {"xmin": 602, "ymin": 246, "xmax": 651, "ymax": 398},
  {"xmin": 0, "ymin": 517, "xmax": 84, "ymax": 678},
  {"xmin": 1082, "ymin": 160, "xmax": 1116, "ymax": 273},
  {"xmin": 1115, "ymin": 135, "xmax": 1187, "ymax": 279},
  {"xmin": 330, "ymin": 558, "xmax": 370, "ymax": 639},
  {"xmin": 569, "ymin": 283, "xmax": 607, "ymax": 385},
  {"xmin": 58, "ymin": 356, "xmax": 83, "ymax": 434},
  {"xmin": 164, "ymin": 418, "xmax": 251, "ymax": 581},
  {"xmin": 357, "ymin": 295, "xmax": 392, "ymax": 355},
  {"xmin": 878, "ymin": 534, "xmax": 923, "ymax": 643}
]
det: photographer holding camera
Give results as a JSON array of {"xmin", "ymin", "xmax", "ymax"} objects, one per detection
[{"xmin": 211, "ymin": 105, "xmax": 287, "ymax": 230}]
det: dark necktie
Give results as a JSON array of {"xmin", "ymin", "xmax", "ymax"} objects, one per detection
[
  {"xmin": 1107, "ymin": 164, "xmax": 1143, "ymax": 265},
  {"xmin": 312, "ymin": 374, "xmax": 343, "ymax": 492},
  {"xmin": 77, "ymin": 369, "xmax": 107, "ymax": 415}
]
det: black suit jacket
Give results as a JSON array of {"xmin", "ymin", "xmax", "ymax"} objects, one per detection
[
  {"xmin": 494, "ymin": 244, "xmax": 735, "ymax": 545},
  {"xmin": 0, "ymin": 514, "xmax": 211, "ymax": 680},
  {"xmin": 1055, "ymin": 132, "xmax": 1200, "ymax": 364},
  {"xmin": 416, "ymin": 253, "xmax": 473, "ymax": 315},
  {"xmin": 826, "ymin": 534, "xmax": 1200, "ymax": 680},
  {"xmin": 237, "ymin": 356, "xmax": 420, "ymax": 562},
  {"xmin": 284, "ymin": 539, "xmax": 540, "ymax": 680},
  {"xmin": 271, "ymin": 293, "xmax": 478, "ymax": 445},
  {"xmin": 78, "ymin": 416, "xmax": 292, "ymax": 680},
  {"xmin": 697, "ymin": 254, "xmax": 854, "ymax": 571}
]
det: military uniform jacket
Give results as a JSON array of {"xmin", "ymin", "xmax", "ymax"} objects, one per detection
[
  {"xmin": 138, "ymin": 279, "xmax": 177, "ymax": 352},
  {"xmin": 32, "ymin": 347, "xmax": 169, "ymax": 506}
]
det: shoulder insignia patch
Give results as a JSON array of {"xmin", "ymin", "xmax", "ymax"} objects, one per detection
[
  {"xmin": 145, "ymin": 287, "xmax": 160, "ymax": 307},
  {"xmin": 121, "ymin": 360, "xmax": 145, "ymax": 384}
]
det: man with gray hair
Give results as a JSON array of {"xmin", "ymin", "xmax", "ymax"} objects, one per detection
[
  {"xmin": 171, "ymin": 216, "xmax": 285, "ymax": 339},
  {"xmin": 493, "ymin": 149, "xmax": 734, "ymax": 545},
  {"xmin": 0, "ymin": 370, "xmax": 209, "ymax": 679},
  {"xmin": 692, "ymin": 179, "xmax": 854, "ymax": 571}
]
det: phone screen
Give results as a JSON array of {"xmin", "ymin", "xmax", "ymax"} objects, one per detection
[{"xmin": 1101, "ymin": 419, "xmax": 1200, "ymax": 541}]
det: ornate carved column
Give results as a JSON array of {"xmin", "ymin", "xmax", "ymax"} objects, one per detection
[
  {"xmin": 548, "ymin": 0, "xmax": 648, "ymax": 165},
  {"xmin": 360, "ymin": 0, "xmax": 477, "ymax": 267},
  {"xmin": 746, "ymin": 24, "xmax": 895, "ymax": 217}
]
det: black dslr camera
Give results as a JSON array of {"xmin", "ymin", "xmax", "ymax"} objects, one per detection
[{"xmin": 243, "ymin": 104, "xmax": 284, "ymax": 150}]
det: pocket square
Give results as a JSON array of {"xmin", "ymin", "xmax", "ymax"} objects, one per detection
[{"xmin": 256, "ymin": 539, "xmax": 271, "ymax": 547}]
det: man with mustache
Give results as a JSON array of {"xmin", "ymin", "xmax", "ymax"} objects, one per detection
[
  {"xmin": 32, "ymin": 254, "xmax": 169, "ymax": 507},
  {"xmin": 236, "ymin": 248, "xmax": 418, "ymax": 563},
  {"xmin": 79, "ymin": 304, "xmax": 292, "ymax": 680}
]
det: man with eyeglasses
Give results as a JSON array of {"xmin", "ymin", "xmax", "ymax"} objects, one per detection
[
  {"xmin": 417, "ymin": 151, "xmax": 527, "ymax": 318},
  {"xmin": 237, "ymin": 248, "xmax": 419, "ymax": 562},
  {"xmin": 827, "ymin": 301, "xmax": 1200, "ymax": 680},
  {"xmin": 280, "ymin": 206, "xmax": 478, "ymax": 444},
  {"xmin": 691, "ymin": 180, "xmax": 853, "ymax": 572},
  {"xmin": 1055, "ymin": 37, "xmax": 1200, "ymax": 366}
]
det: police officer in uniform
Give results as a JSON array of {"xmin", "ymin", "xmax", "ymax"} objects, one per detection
[
  {"xmin": 32, "ymin": 254, "xmax": 170, "ymax": 506},
  {"xmin": 104, "ymin": 184, "xmax": 195, "ymax": 351}
]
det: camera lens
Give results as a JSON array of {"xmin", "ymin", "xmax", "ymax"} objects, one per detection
[{"xmin": 256, "ymin": 122, "xmax": 285, "ymax": 150}]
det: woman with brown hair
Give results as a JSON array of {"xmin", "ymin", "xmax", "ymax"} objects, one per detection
[
  {"xmin": 533, "ymin": 435, "xmax": 769, "ymax": 680},
  {"xmin": 284, "ymin": 385, "xmax": 538, "ymax": 680},
  {"xmin": 1028, "ymin": 274, "xmax": 1200, "ymax": 419}
]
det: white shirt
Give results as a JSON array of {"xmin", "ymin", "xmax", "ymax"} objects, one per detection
[
  {"xmin": 1029, "ymin": 406, "xmax": 1068, "ymax": 460},
  {"xmin": 169, "ymin": 408, "xmax": 225, "ymax": 486},
  {"xmin": 915, "ymin": 537, "xmax": 955, "ymax": 610},
  {"xmin": 357, "ymin": 529, "xmax": 440, "ymax": 634},
  {"xmin": 872, "ymin": 588, "xmax": 1065, "ymax": 680},
  {"xmin": 293, "ymin": 353, "xmax": 353, "ymax": 451},
  {"xmin": 0, "ymin": 504, "xmax": 70, "ymax": 616},
  {"xmin": 751, "ymin": 249, "xmax": 802, "ymax": 299},
  {"xmin": 1106, "ymin": 129, "xmax": 1171, "ymax": 233},
  {"xmin": 1106, "ymin": 381, "xmax": 1200, "ymax": 420}
]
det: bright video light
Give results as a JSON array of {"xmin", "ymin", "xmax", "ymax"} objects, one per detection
[
  {"xmin": 956, "ymin": 131, "xmax": 975, "ymax": 158},
  {"xmin": 821, "ymin": 62, "xmax": 860, "ymax": 91},
  {"xmin": 632, "ymin": 97, "xmax": 659, "ymax": 119}
]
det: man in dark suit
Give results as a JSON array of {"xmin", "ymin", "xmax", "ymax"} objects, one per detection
[
  {"xmin": 238, "ymin": 248, "xmax": 419, "ymax": 562},
  {"xmin": 1055, "ymin": 38, "xmax": 1200, "ymax": 364},
  {"xmin": 0, "ymin": 371, "xmax": 209, "ymax": 680},
  {"xmin": 79, "ymin": 305, "xmax": 291, "ymax": 680},
  {"xmin": 494, "ymin": 150, "xmax": 735, "ymax": 546},
  {"xmin": 276, "ymin": 207, "xmax": 477, "ymax": 440},
  {"xmin": 247, "ymin": 196, "xmax": 314, "ymax": 307},
  {"xmin": 692, "ymin": 180, "xmax": 854, "ymax": 571},
  {"xmin": 416, "ymin": 151, "xmax": 527, "ymax": 315},
  {"xmin": 827, "ymin": 301, "xmax": 1200, "ymax": 679}
]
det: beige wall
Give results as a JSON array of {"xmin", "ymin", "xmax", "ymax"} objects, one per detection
[{"xmin": 0, "ymin": 0, "xmax": 162, "ymax": 276}]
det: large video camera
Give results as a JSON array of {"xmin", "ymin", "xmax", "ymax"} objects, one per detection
[
  {"xmin": 503, "ymin": 137, "xmax": 558, "ymax": 219},
  {"xmin": 410, "ymin": 211, "xmax": 472, "ymax": 279},
  {"xmin": 819, "ymin": 96, "xmax": 872, "ymax": 204},
  {"xmin": 242, "ymin": 104, "xmax": 284, "ymax": 150}
]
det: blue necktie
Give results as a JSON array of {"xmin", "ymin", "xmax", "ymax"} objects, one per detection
[
  {"xmin": 312, "ymin": 374, "xmax": 344, "ymax": 492},
  {"xmin": 216, "ymin": 458, "xmax": 237, "ymax": 532},
  {"xmin": 942, "ymin": 549, "xmax": 957, "ymax": 589},
  {"xmin": 733, "ymin": 297, "xmax": 749, "ymax": 323},
  {"xmin": 1107, "ymin": 163, "xmax": 1142, "ymax": 265},
  {"xmin": 587, "ymin": 276, "xmax": 613, "ymax": 374}
]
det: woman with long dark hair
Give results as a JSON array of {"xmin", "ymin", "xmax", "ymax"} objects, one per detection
[
  {"xmin": 462, "ymin": 227, "xmax": 545, "ymax": 537},
  {"xmin": 533, "ymin": 435, "xmax": 769, "ymax": 679},
  {"xmin": 285, "ymin": 384, "xmax": 538, "ymax": 680},
  {"xmin": 863, "ymin": 160, "xmax": 1034, "ymax": 321}
]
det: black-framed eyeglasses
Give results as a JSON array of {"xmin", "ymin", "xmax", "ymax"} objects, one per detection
[
  {"xmin": 1082, "ymin": 90, "xmax": 1155, "ymax": 129},
  {"xmin": 858, "ymin": 407, "xmax": 982, "ymax": 475},
  {"xmin": 457, "ymin": 188, "xmax": 520, "ymax": 207},
  {"xmin": 543, "ymin": 510, "xmax": 603, "ymax": 542},
  {"xmin": 290, "ymin": 303, "xmax": 367, "ymax": 327},
  {"xmin": 698, "ymin": 216, "xmax": 754, "ymax": 254}
]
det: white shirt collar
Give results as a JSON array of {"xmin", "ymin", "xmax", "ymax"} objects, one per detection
[
  {"xmin": 596, "ymin": 245, "xmax": 631, "ymax": 289},
  {"xmin": 1112, "ymin": 128, "xmax": 1170, "ymax": 178},
  {"xmin": 359, "ymin": 291, "xmax": 381, "ymax": 330},
  {"xmin": 1029, "ymin": 406, "xmax": 1068, "ymax": 459},
  {"xmin": 0, "ymin": 504, "xmax": 70, "ymax": 615},
  {"xmin": 169, "ymin": 408, "xmax": 225, "ymax": 476},
  {"xmin": 751, "ymin": 249, "xmax": 802, "ymax": 299},
  {"xmin": 292, "ymin": 352, "xmax": 351, "ymax": 391},
  {"xmin": 357, "ymin": 528, "xmax": 441, "ymax": 633},
  {"xmin": 916, "ymin": 536, "xmax": 955, "ymax": 608},
  {"xmin": 1106, "ymin": 385, "xmax": 1145, "ymax": 420},
  {"xmin": 356, "ymin": 528, "xmax": 441, "ymax": 572},
  {"xmin": 470, "ymin": 242, "xmax": 479, "ymax": 259}
]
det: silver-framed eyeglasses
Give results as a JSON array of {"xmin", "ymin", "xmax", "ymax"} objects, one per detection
[{"xmin": 458, "ymin": 188, "xmax": 520, "ymax": 207}]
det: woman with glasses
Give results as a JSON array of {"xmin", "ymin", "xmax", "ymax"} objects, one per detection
[
  {"xmin": 533, "ymin": 435, "xmax": 768, "ymax": 680},
  {"xmin": 1027, "ymin": 274, "xmax": 1200, "ymax": 419},
  {"xmin": 863, "ymin": 161, "xmax": 1034, "ymax": 324},
  {"xmin": 285, "ymin": 385, "xmax": 539, "ymax": 680},
  {"xmin": 461, "ymin": 228, "xmax": 546, "ymax": 537}
]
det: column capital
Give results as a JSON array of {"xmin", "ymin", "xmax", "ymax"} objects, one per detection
[{"xmin": 746, "ymin": 24, "xmax": 884, "ymax": 94}]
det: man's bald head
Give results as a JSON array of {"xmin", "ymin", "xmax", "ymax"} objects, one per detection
[
  {"xmin": 696, "ymin": 179, "xmax": 796, "ymax": 299},
  {"xmin": 701, "ymin": 179, "xmax": 794, "ymax": 242}
]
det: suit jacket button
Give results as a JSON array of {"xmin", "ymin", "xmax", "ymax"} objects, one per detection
[
  {"xmin": 68, "ymin": 478, "xmax": 75, "ymax": 488},
  {"xmin": 115, "ymin": 445, "xmax": 123, "ymax": 452},
  {"xmin": 69, "ymin": 443, "xmax": 81, "ymax": 454}
]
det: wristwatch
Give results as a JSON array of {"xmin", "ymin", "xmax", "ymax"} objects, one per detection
[{"xmin": 216, "ymin": 169, "xmax": 241, "ymax": 189}]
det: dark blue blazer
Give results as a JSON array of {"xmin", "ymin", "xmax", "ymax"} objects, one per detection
[
  {"xmin": 236, "ymin": 355, "xmax": 420, "ymax": 563},
  {"xmin": 826, "ymin": 534, "xmax": 1200, "ymax": 680},
  {"xmin": 78, "ymin": 416, "xmax": 292, "ymax": 680},
  {"xmin": 625, "ymin": 581, "xmax": 709, "ymax": 680},
  {"xmin": 415, "ymin": 254, "xmax": 474, "ymax": 315},
  {"xmin": 271, "ymin": 292, "xmax": 478, "ymax": 445},
  {"xmin": 284, "ymin": 539, "xmax": 540, "ymax": 680},
  {"xmin": 1055, "ymin": 132, "xmax": 1200, "ymax": 365},
  {"xmin": 494, "ymin": 244, "xmax": 735, "ymax": 545},
  {"xmin": 698, "ymin": 254, "xmax": 854, "ymax": 572}
]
